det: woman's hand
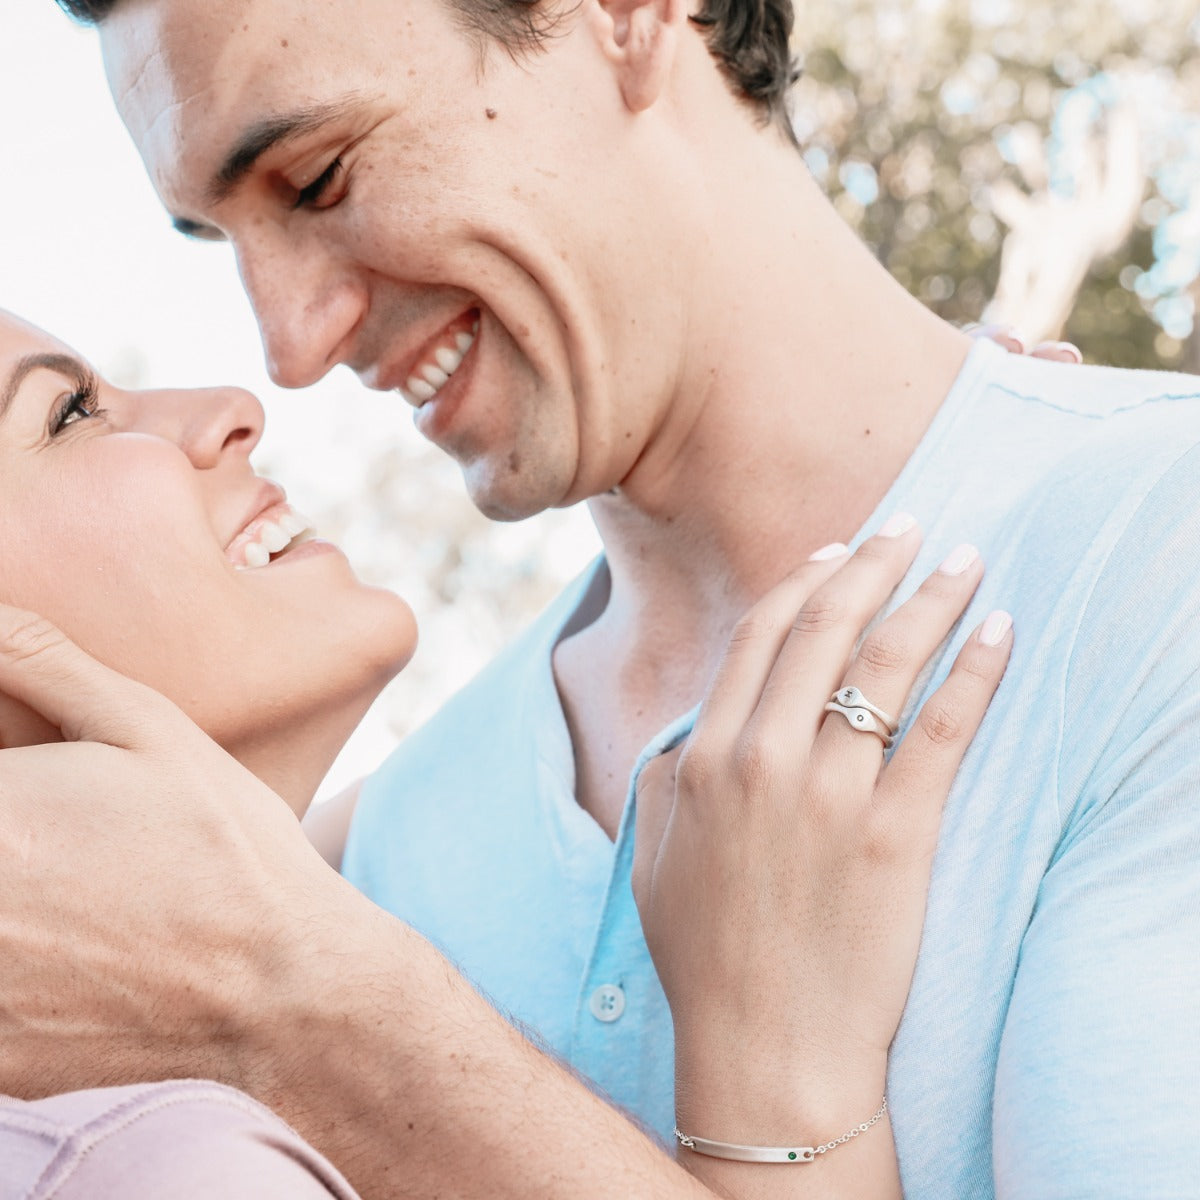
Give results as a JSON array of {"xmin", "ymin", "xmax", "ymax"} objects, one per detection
[{"xmin": 631, "ymin": 519, "xmax": 1012, "ymax": 1191}]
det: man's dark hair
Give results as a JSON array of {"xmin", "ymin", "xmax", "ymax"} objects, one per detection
[{"xmin": 55, "ymin": 0, "xmax": 798, "ymax": 144}]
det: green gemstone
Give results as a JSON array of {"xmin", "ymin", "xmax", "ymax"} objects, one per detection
[{"xmin": 788, "ymin": 1152, "xmax": 797, "ymax": 1161}]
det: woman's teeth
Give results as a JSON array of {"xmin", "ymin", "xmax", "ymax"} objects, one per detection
[
  {"xmin": 233, "ymin": 507, "xmax": 315, "ymax": 570},
  {"xmin": 405, "ymin": 320, "xmax": 478, "ymax": 404}
]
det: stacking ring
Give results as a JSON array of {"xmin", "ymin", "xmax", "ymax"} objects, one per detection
[
  {"xmin": 823, "ymin": 686, "xmax": 898, "ymax": 749},
  {"xmin": 830, "ymin": 686, "xmax": 898, "ymax": 733}
]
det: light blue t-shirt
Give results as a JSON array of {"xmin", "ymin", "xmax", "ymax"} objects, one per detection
[{"xmin": 344, "ymin": 340, "xmax": 1200, "ymax": 1198}]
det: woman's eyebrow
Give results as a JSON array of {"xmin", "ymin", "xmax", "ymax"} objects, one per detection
[{"xmin": 0, "ymin": 353, "xmax": 91, "ymax": 421}]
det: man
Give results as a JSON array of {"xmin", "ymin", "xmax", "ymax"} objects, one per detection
[{"xmin": 5, "ymin": 0, "xmax": 1199, "ymax": 1195}]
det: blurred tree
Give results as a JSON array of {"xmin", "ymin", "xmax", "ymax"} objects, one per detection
[{"xmin": 792, "ymin": 0, "xmax": 1200, "ymax": 367}]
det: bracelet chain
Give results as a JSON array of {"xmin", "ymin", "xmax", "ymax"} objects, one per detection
[{"xmin": 813, "ymin": 1096, "xmax": 889, "ymax": 1155}]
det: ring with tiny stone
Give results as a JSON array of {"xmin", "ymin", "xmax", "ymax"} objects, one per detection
[
  {"xmin": 828, "ymin": 686, "xmax": 898, "ymax": 734},
  {"xmin": 823, "ymin": 695, "xmax": 896, "ymax": 749}
]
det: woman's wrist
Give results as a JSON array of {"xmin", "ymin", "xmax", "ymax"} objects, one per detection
[{"xmin": 674, "ymin": 1040, "xmax": 890, "ymax": 1149}]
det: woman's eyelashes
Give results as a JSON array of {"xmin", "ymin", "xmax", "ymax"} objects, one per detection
[
  {"xmin": 292, "ymin": 157, "xmax": 346, "ymax": 211},
  {"xmin": 49, "ymin": 377, "xmax": 104, "ymax": 437}
]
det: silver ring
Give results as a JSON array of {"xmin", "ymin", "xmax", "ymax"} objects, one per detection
[
  {"xmin": 829, "ymin": 686, "xmax": 898, "ymax": 735},
  {"xmin": 823, "ymin": 700, "xmax": 895, "ymax": 749}
]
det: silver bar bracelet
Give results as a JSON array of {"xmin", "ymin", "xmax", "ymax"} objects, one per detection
[{"xmin": 674, "ymin": 1097, "xmax": 888, "ymax": 1164}]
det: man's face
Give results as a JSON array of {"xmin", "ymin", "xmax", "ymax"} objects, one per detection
[{"xmin": 101, "ymin": 0, "xmax": 695, "ymax": 520}]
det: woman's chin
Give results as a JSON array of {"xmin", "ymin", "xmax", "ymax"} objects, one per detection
[{"xmin": 191, "ymin": 586, "xmax": 419, "ymax": 815}]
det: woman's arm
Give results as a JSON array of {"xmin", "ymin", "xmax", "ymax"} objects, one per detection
[{"xmin": 634, "ymin": 520, "xmax": 1013, "ymax": 1199}]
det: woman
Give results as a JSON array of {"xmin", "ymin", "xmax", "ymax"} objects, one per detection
[{"xmin": 0, "ymin": 305, "xmax": 1012, "ymax": 1199}]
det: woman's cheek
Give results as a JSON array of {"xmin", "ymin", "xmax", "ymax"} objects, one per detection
[{"xmin": 0, "ymin": 466, "xmax": 216, "ymax": 669}]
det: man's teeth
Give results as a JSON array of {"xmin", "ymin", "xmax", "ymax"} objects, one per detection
[{"xmin": 404, "ymin": 321, "xmax": 477, "ymax": 404}]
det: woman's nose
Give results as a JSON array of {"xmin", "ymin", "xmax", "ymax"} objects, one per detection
[{"xmin": 134, "ymin": 385, "xmax": 265, "ymax": 469}]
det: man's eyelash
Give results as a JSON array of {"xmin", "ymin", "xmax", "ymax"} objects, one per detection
[
  {"xmin": 293, "ymin": 157, "xmax": 344, "ymax": 209},
  {"xmin": 50, "ymin": 377, "xmax": 104, "ymax": 436}
]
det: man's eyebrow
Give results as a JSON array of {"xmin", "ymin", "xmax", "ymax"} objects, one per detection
[
  {"xmin": 204, "ymin": 97, "xmax": 364, "ymax": 207},
  {"xmin": 0, "ymin": 353, "xmax": 92, "ymax": 422}
]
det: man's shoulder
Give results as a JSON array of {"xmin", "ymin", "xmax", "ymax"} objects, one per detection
[
  {"xmin": 985, "ymin": 349, "xmax": 1200, "ymax": 425},
  {"xmin": 976, "ymin": 354, "xmax": 1200, "ymax": 555}
]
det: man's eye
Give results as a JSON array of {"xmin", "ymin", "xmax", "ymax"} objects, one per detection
[{"xmin": 293, "ymin": 158, "xmax": 345, "ymax": 210}]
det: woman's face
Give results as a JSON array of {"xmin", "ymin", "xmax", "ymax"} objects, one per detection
[{"xmin": 0, "ymin": 310, "xmax": 417, "ymax": 775}]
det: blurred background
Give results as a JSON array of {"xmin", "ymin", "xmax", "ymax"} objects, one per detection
[{"xmin": 2, "ymin": 0, "xmax": 1199, "ymax": 796}]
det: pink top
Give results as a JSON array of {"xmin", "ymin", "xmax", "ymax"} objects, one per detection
[{"xmin": 0, "ymin": 1080, "xmax": 361, "ymax": 1199}]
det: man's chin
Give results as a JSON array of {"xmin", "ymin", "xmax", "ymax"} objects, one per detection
[{"xmin": 461, "ymin": 462, "xmax": 572, "ymax": 524}]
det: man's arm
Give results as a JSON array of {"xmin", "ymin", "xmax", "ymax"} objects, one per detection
[
  {"xmin": 0, "ymin": 608, "xmax": 714, "ymax": 1199},
  {"xmin": 251, "ymin": 880, "xmax": 715, "ymax": 1199}
]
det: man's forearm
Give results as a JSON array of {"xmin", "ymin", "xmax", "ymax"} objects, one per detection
[{"xmin": 251, "ymin": 884, "xmax": 709, "ymax": 1200}]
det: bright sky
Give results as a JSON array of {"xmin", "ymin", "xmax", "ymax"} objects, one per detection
[{"xmin": 0, "ymin": 3, "xmax": 601, "ymax": 798}]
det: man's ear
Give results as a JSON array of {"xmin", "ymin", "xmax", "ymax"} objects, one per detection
[{"xmin": 589, "ymin": 0, "xmax": 690, "ymax": 114}]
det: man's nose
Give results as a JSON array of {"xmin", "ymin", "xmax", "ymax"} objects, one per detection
[
  {"xmin": 135, "ymin": 385, "xmax": 266, "ymax": 470},
  {"xmin": 236, "ymin": 238, "xmax": 365, "ymax": 389}
]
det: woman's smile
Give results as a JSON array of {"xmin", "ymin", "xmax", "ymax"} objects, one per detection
[{"xmin": 0, "ymin": 307, "xmax": 417, "ymax": 813}]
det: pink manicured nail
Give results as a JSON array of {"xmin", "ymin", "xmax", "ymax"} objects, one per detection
[
  {"xmin": 878, "ymin": 512, "xmax": 917, "ymax": 538},
  {"xmin": 937, "ymin": 544, "xmax": 979, "ymax": 576},
  {"xmin": 1034, "ymin": 340, "xmax": 1084, "ymax": 364},
  {"xmin": 999, "ymin": 327, "xmax": 1029, "ymax": 354},
  {"xmin": 809, "ymin": 541, "xmax": 850, "ymax": 561},
  {"xmin": 980, "ymin": 610, "xmax": 1013, "ymax": 646}
]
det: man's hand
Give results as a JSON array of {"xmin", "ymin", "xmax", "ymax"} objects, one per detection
[
  {"xmin": 0, "ymin": 604, "xmax": 328, "ymax": 1099},
  {"xmin": 0, "ymin": 604, "xmax": 720, "ymax": 1200}
]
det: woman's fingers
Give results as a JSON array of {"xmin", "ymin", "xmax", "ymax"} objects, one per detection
[
  {"xmin": 811, "ymin": 543, "xmax": 984, "ymax": 780},
  {"xmin": 746, "ymin": 516, "xmax": 923, "ymax": 749},
  {"xmin": 689, "ymin": 546, "xmax": 850, "ymax": 746},
  {"xmin": 879, "ymin": 611, "xmax": 1013, "ymax": 837}
]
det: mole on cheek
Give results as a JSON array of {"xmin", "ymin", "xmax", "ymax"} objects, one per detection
[{"xmin": 486, "ymin": 108, "xmax": 497, "ymax": 120}]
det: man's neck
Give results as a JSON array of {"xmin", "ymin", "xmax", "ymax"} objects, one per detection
[{"xmin": 590, "ymin": 152, "xmax": 971, "ymax": 650}]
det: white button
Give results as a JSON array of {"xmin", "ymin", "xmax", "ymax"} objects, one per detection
[{"xmin": 589, "ymin": 983, "xmax": 626, "ymax": 1023}]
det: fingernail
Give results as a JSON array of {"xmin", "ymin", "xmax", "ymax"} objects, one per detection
[
  {"xmin": 878, "ymin": 512, "xmax": 917, "ymax": 538},
  {"xmin": 980, "ymin": 610, "xmax": 1013, "ymax": 646},
  {"xmin": 808, "ymin": 541, "xmax": 850, "ymax": 561},
  {"xmin": 1035, "ymin": 340, "xmax": 1084, "ymax": 363},
  {"xmin": 937, "ymin": 544, "xmax": 979, "ymax": 576},
  {"xmin": 1000, "ymin": 326, "xmax": 1029, "ymax": 354}
]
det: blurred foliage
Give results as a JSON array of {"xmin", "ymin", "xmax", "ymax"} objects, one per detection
[{"xmin": 792, "ymin": 0, "xmax": 1200, "ymax": 369}]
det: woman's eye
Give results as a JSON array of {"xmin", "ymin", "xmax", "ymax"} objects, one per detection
[
  {"xmin": 292, "ymin": 157, "xmax": 345, "ymax": 210},
  {"xmin": 51, "ymin": 388, "xmax": 100, "ymax": 436}
]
